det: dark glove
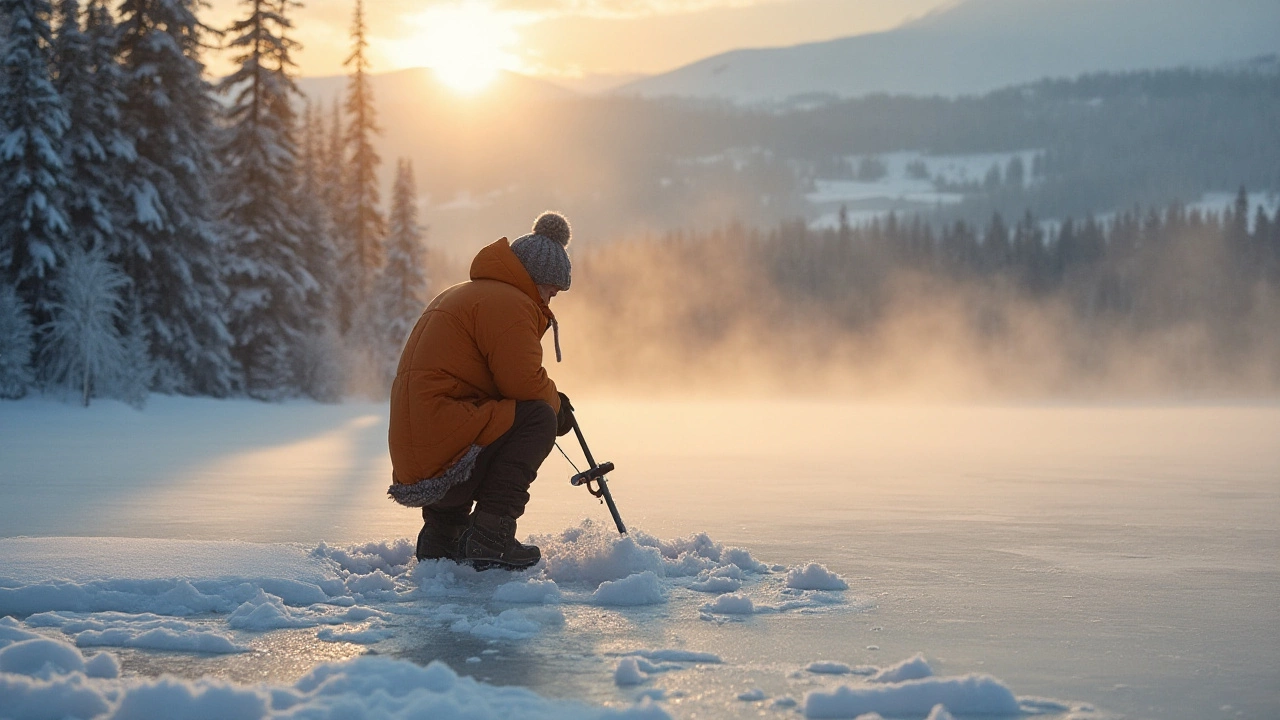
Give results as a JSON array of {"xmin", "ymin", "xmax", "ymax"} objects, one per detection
[{"xmin": 556, "ymin": 391, "xmax": 574, "ymax": 437}]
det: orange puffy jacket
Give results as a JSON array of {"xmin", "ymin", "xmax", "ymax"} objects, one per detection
[{"xmin": 388, "ymin": 238, "xmax": 561, "ymax": 488}]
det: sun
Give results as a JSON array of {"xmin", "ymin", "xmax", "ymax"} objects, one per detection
[{"xmin": 394, "ymin": 2, "xmax": 526, "ymax": 95}]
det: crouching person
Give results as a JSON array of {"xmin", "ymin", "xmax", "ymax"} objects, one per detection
[{"xmin": 387, "ymin": 212, "xmax": 575, "ymax": 570}]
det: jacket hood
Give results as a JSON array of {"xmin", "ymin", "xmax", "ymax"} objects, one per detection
[{"xmin": 470, "ymin": 237, "xmax": 555, "ymax": 321}]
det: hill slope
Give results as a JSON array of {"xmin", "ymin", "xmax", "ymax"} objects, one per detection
[{"xmin": 617, "ymin": 0, "xmax": 1280, "ymax": 102}]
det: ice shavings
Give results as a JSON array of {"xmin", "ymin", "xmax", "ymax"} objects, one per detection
[
  {"xmin": 926, "ymin": 703, "xmax": 957, "ymax": 720},
  {"xmin": 0, "ymin": 631, "xmax": 674, "ymax": 719},
  {"xmin": 24, "ymin": 611, "xmax": 247, "ymax": 654},
  {"xmin": 803, "ymin": 673, "xmax": 1021, "ymax": 719},
  {"xmin": 700, "ymin": 593, "xmax": 754, "ymax": 614},
  {"xmin": 869, "ymin": 653, "xmax": 933, "ymax": 683},
  {"xmin": 785, "ymin": 563, "xmax": 849, "ymax": 591},
  {"xmin": 615, "ymin": 656, "xmax": 647, "ymax": 686},
  {"xmin": 492, "ymin": 579, "xmax": 561, "ymax": 604},
  {"xmin": 591, "ymin": 571, "xmax": 666, "ymax": 606},
  {"xmin": 533, "ymin": 521, "xmax": 770, "ymax": 587},
  {"xmin": 227, "ymin": 589, "xmax": 319, "ymax": 630}
]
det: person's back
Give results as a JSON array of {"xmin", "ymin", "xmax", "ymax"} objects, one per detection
[{"xmin": 387, "ymin": 212, "xmax": 575, "ymax": 570}]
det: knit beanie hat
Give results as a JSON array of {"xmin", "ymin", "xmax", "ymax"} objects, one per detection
[{"xmin": 510, "ymin": 211, "xmax": 572, "ymax": 291}]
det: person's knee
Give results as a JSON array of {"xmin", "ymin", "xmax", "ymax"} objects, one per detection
[{"xmin": 517, "ymin": 400, "xmax": 557, "ymax": 437}]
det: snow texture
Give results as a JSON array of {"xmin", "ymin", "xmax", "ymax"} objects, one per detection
[
  {"xmin": 701, "ymin": 592, "xmax": 755, "ymax": 614},
  {"xmin": 786, "ymin": 562, "xmax": 850, "ymax": 591},
  {"xmin": 0, "ymin": 628, "xmax": 673, "ymax": 719},
  {"xmin": 869, "ymin": 653, "xmax": 933, "ymax": 683},
  {"xmin": 803, "ymin": 674, "xmax": 1022, "ymax": 719},
  {"xmin": 591, "ymin": 571, "xmax": 666, "ymax": 606}
]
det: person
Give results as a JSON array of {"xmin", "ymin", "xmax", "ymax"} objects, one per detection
[{"xmin": 387, "ymin": 211, "xmax": 574, "ymax": 570}]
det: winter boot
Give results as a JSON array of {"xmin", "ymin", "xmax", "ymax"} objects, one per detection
[
  {"xmin": 416, "ymin": 513, "xmax": 468, "ymax": 562},
  {"xmin": 458, "ymin": 511, "xmax": 541, "ymax": 570}
]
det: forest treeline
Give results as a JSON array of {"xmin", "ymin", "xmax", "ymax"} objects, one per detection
[
  {"xmin": 563, "ymin": 192, "xmax": 1280, "ymax": 397},
  {"xmin": 351, "ymin": 60, "xmax": 1280, "ymax": 238},
  {"xmin": 1, "ymin": 0, "xmax": 425, "ymax": 405}
]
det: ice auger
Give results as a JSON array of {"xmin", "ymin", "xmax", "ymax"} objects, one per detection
[{"xmin": 558, "ymin": 399, "xmax": 627, "ymax": 535}]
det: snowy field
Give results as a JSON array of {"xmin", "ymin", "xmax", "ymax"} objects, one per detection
[
  {"xmin": 807, "ymin": 151, "xmax": 1039, "ymax": 229},
  {"xmin": 1, "ymin": 397, "xmax": 1277, "ymax": 719}
]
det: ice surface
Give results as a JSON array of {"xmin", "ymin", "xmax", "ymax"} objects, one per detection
[
  {"xmin": 2, "ymin": 397, "xmax": 1277, "ymax": 720},
  {"xmin": 0, "ymin": 630, "xmax": 675, "ymax": 719}
]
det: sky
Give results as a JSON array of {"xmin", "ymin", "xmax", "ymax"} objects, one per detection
[{"xmin": 203, "ymin": 0, "xmax": 955, "ymax": 84}]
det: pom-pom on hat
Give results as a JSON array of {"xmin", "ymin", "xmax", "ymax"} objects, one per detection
[{"xmin": 510, "ymin": 211, "xmax": 572, "ymax": 291}]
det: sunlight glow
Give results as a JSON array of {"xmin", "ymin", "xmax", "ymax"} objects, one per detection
[{"xmin": 390, "ymin": 2, "xmax": 529, "ymax": 94}]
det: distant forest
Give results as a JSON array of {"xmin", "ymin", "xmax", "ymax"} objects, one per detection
[
  {"xmin": 356, "ymin": 60, "xmax": 1280, "ymax": 241},
  {"xmin": 564, "ymin": 191, "xmax": 1280, "ymax": 397},
  {"xmin": 560, "ymin": 64, "xmax": 1280, "ymax": 230}
]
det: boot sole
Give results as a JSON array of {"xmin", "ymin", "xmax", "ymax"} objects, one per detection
[{"xmin": 465, "ymin": 557, "xmax": 540, "ymax": 571}]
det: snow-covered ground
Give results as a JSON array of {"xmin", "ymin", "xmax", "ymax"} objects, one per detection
[{"xmin": 1, "ymin": 396, "xmax": 1277, "ymax": 719}]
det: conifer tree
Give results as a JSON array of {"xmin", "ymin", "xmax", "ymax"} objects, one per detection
[
  {"xmin": 115, "ymin": 0, "xmax": 234, "ymax": 396},
  {"xmin": 53, "ymin": 0, "xmax": 133, "ymax": 257},
  {"xmin": 0, "ymin": 0, "xmax": 70, "ymax": 313},
  {"xmin": 39, "ymin": 242, "xmax": 131, "ymax": 405},
  {"xmin": 339, "ymin": 0, "xmax": 385, "ymax": 330},
  {"xmin": 292, "ymin": 99, "xmax": 344, "ymax": 401},
  {"xmin": 377, "ymin": 158, "xmax": 428, "ymax": 356},
  {"xmin": 216, "ymin": 0, "xmax": 316, "ymax": 399},
  {"xmin": 0, "ymin": 281, "xmax": 37, "ymax": 398}
]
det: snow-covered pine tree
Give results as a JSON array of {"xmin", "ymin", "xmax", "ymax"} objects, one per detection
[
  {"xmin": 216, "ymin": 0, "xmax": 316, "ymax": 400},
  {"xmin": 378, "ymin": 157, "xmax": 428, "ymax": 354},
  {"xmin": 0, "ymin": 280, "xmax": 37, "ymax": 398},
  {"xmin": 115, "ymin": 0, "xmax": 234, "ymax": 396},
  {"xmin": 39, "ymin": 242, "xmax": 130, "ymax": 406},
  {"xmin": 53, "ymin": 0, "xmax": 134, "ymax": 257},
  {"xmin": 351, "ymin": 157, "xmax": 427, "ymax": 395},
  {"xmin": 0, "ymin": 0, "xmax": 70, "ymax": 316},
  {"xmin": 293, "ymin": 99, "xmax": 345, "ymax": 401},
  {"xmin": 338, "ymin": 0, "xmax": 385, "ymax": 332}
]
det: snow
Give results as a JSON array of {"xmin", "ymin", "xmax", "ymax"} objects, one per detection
[
  {"xmin": 805, "ymin": 150, "xmax": 1042, "ymax": 229},
  {"xmin": 700, "ymin": 592, "xmax": 754, "ymax": 614},
  {"xmin": 2, "ymin": 396, "xmax": 1277, "ymax": 720},
  {"xmin": 868, "ymin": 653, "xmax": 933, "ymax": 683},
  {"xmin": 785, "ymin": 562, "xmax": 849, "ymax": 591},
  {"xmin": 803, "ymin": 674, "xmax": 1021, "ymax": 718},
  {"xmin": 592, "ymin": 571, "xmax": 666, "ymax": 606}
]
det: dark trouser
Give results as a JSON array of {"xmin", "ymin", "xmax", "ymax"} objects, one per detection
[{"xmin": 423, "ymin": 400, "xmax": 558, "ymax": 527}]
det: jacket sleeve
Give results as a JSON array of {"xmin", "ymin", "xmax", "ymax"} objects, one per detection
[{"xmin": 479, "ymin": 300, "xmax": 560, "ymax": 412}]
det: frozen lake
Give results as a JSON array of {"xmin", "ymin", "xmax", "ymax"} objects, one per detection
[{"xmin": 1, "ymin": 397, "xmax": 1277, "ymax": 719}]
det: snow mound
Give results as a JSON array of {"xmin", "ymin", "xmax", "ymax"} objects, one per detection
[
  {"xmin": 493, "ymin": 579, "xmax": 561, "ymax": 604},
  {"xmin": 803, "ymin": 673, "xmax": 1021, "ymax": 719},
  {"xmin": 738, "ymin": 688, "xmax": 767, "ymax": 701},
  {"xmin": 926, "ymin": 703, "xmax": 957, "ymax": 720},
  {"xmin": 592, "ymin": 571, "xmax": 666, "ymax": 606},
  {"xmin": 533, "ymin": 521, "xmax": 770, "ymax": 586},
  {"xmin": 869, "ymin": 653, "xmax": 933, "ymax": 683},
  {"xmin": 785, "ymin": 563, "xmax": 849, "ymax": 591},
  {"xmin": 615, "ymin": 656, "xmax": 648, "ymax": 686},
  {"xmin": 0, "ymin": 632, "xmax": 672, "ymax": 719},
  {"xmin": 807, "ymin": 661, "xmax": 853, "ymax": 675},
  {"xmin": 701, "ymin": 593, "xmax": 754, "ymax": 614}
]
